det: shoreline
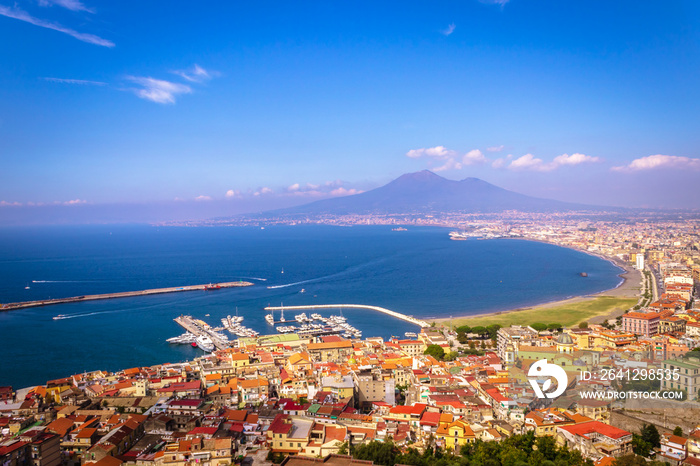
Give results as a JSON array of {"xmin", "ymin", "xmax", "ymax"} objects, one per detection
[{"xmin": 431, "ymin": 236, "xmax": 641, "ymax": 326}]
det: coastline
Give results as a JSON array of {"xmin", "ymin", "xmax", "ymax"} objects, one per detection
[{"xmin": 433, "ymin": 236, "xmax": 642, "ymax": 326}]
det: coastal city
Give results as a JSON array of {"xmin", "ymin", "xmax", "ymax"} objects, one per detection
[
  {"xmin": 3, "ymin": 3, "xmax": 700, "ymax": 466},
  {"xmin": 2, "ymin": 215, "xmax": 700, "ymax": 466}
]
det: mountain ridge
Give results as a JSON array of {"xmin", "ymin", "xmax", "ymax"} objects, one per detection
[{"xmin": 258, "ymin": 170, "xmax": 606, "ymax": 216}]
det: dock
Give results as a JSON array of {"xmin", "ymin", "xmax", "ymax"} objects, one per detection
[
  {"xmin": 0, "ymin": 281, "xmax": 254, "ymax": 311},
  {"xmin": 174, "ymin": 315, "xmax": 230, "ymax": 351},
  {"xmin": 264, "ymin": 304, "xmax": 430, "ymax": 328}
]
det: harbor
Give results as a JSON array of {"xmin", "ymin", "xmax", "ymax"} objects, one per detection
[
  {"xmin": 1, "ymin": 281, "xmax": 254, "ymax": 312},
  {"xmin": 172, "ymin": 315, "xmax": 231, "ymax": 352},
  {"xmin": 264, "ymin": 303, "xmax": 430, "ymax": 328}
]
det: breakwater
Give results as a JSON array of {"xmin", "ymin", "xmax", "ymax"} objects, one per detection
[
  {"xmin": 264, "ymin": 303, "xmax": 430, "ymax": 327},
  {"xmin": 1, "ymin": 281, "xmax": 253, "ymax": 311}
]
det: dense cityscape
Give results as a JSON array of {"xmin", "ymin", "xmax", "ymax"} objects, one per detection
[{"xmin": 2, "ymin": 213, "xmax": 700, "ymax": 466}]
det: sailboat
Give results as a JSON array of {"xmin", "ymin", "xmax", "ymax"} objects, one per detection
[{"xmin": 280, "ymin": 302, "xmax": 285, "ymax": 322}]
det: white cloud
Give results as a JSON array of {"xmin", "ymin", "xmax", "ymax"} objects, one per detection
[
  {"xmin": 507, "ymin": 152, "xmax": 600, "ymax": 171},
  {"xmin": 462, "ymin": 149, "xmax": 486, "ymax": 165},
  {"xmin": 408, "ymin": 145, "xmax": 487, "ymax": 171},
  {"xmin": 38, "ymin": 0, "xmax": 94, "ymax": 13},
  {"xmin": 434, "ymin": 159, "xmax": 463, "ymax": 172},
  {"xmin": 42, "ymin": 77, "xmax": 106, "ymax": 86},
  {"xmin": 0, "ymin": 201, "xmax": 23, "ymax": 207},
  {"xmin": 126, "ymin": 76, "xmax": 192, "ymax": 104},
  {"xmin": 406, "ymin": 145, "xmax": 455, "ymax": 159},
  {"xmin": 64, "ymin": 199, "xmax": 86, "ymax": 205},
  {"xmin": 486, "ymin": 145, "xmax": 504, "ymax": 153},
  {"xmin": 287, "ymin": 183, "xmax": 300, "ymax": 192},
  {"xmin": 194, "ymin": 195, "xmax": 212, "ymax": 201},
  {"xmin": 174, "ymin": 64, "xmax": 213, "ymax": 83},
  {"xmin": 552, "ymin": 152, "xmax": 600, "ymax": 166},
  {"xmin": 330, "ymin": 187, "xmax": 362, "ymax": 197},
  {"xmin": 442, "ymin": 23, "xmax": 456, "ymax": 36},
  {"xmin": 0, "ymin": 5, "xmax": 113, "ymax": 47},
  {"xmin": 508, "ymin": 153, "xmax": 548, "ymax": 171},
  {"xmin": 612, "ymin": 154, "xmax": 700, "ymax": 172},
  {"xmin": 225, "ymin": 189, "xmax": 241, "ymax": 199}
]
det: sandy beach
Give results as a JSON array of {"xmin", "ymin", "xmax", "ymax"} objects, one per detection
[{"xmin": 434, "ymin": 242, "xmax": 642, "ymax": 327}]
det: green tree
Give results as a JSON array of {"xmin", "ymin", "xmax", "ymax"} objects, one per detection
[
  {"xmin": 531, "ymin": 323, "xmax": 548, "ymax": 332},
  {"xmin": 424, "ymin": 344, "xmax": 445, "ymax": 360},
  {"xmin": 640, "ymin": 424, "xmax": 660, "ymax": 449},
  {"xmin": 673, "ymin": 426, "xmax": 683, "ymax": 436},
  {"xmin": 547, "ymin": 323, "xmax": 563, "ymax": 332},
  {"xmin": 578, "ymin": 321, "xmax": 588, "ymax": 329}
]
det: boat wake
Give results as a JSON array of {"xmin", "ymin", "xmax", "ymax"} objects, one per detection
[
  {"xmin": 267, "ymin": 257, "xmax": 389, "ymax": 289},
  {"xmin": 239, "ymin": 277, "xmax": 267, "ymax": 282},
  {"xmin": 51, "ymin": 302, "xmax": 166, "ymax": 320},
  {"xmin": 32, "ymin": 280, "xmax": 100, "ymax": 283}
]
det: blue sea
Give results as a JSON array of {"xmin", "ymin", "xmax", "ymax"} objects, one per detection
[{"xmin": 0, "ymin": 225, "xmax": 623, "ymax": 389}]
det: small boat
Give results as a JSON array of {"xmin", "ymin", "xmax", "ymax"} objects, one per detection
[
  {"xmin": 300, "ymin": 288, "xmax": 306, "ymax": 293},
  {"xmin": 205, "ymin": 313, "xmax": 210, "ymax": 317}
]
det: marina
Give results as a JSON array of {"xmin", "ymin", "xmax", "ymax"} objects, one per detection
[
  {"xmin": 173, "ymin": 315, "xmax": 231, "ymax": 352},
  {"xmin": 3, "ymin": 281, "xmax": 254, "ymax": 312},
  {"xmin": 264, "ymin": 303, "xmax": 430, "ymax": 328}
]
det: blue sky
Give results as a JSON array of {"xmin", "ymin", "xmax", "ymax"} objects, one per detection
[{"xmin": 1, "ymin": 0, "xmax": 700, "ymax": 222}]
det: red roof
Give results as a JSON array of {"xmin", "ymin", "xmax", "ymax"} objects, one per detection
[{"xmin": 560, "ymin": 421, "xmax": 630, "ymax": 440}]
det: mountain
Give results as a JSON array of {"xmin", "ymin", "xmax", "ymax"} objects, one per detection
[{"xmin": 264, "ymin": 170, "xmax": 602, "ymax": 216}]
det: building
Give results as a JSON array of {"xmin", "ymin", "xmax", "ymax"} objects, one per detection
[
  {"xmin": 351, "ymin": 369, "xmax": 395, "ymax": 409},
  {"xmin": 621, "ymin": 311, "xmax": 660, "ymax": 337},
  {"xmin": 497, "ymin": 326, "xmax": 538, "ymax": 363},
  {"xmin": 662, "ymin": 357, "xmax": 700, "ymax": 401}
]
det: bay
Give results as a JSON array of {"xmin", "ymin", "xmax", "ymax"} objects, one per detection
[{"xmin": 0, "ymin": 224, "xmax": 623, "ymax": 389}]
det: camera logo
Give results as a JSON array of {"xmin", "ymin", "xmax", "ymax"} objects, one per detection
[{"xmin": 528, "ymin": 359, "xmax": 567, "ymax": 399}]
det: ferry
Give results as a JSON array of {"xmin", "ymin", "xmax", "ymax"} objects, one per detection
[{"xmin": 204, "ymin": 284, "xmax": 221, "ymax": 290}]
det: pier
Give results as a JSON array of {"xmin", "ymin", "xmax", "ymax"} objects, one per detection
[
  {"xmin": 264, "ymin": 304, "xmax": 430, "ymax": 328},
  {"xmin": 174, "ymin": 315, "xmax": 230, "ymax": 351},
  {"xmin": 1, "ymin": 281, "xmax": 254, "ymax": 311}
]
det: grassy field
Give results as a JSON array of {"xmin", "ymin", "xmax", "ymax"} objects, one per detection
[{"xmin": 439, "ymin": 296, "xmax": 638, "ymax": 329}]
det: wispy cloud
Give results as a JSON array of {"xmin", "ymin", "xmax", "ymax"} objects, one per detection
[
  {"xmin": 478, "ymin": 0, "xmax": 510, "ymax": 6},
  {"xmin": 612, "ymin": 154, "xmax": 700, "ymax": 172},
  {"xmin": 173, "ymin": 64, "xmax": 214, "ymax": 83},
  {"xmin": 0, "ymin": 5, "xmax": 114, "ymax": 47},
  {"xmin": 38, "ymin": 0, "xmax": 94, "ymax": 13},
  {"xmin": 505, "ymin": 152, "xmax": 600, "ymax": 172},
  {"xmin": 42, "ymin": 77, "xmax": 107, "ymax": 86},
  {"xmin": 64, "ymin": 198, "xmax": 86, "ymax": 205},
  {"xmin": 442, "ymin": 23, "xmax": 456, "ymax": 36},
  {"xmin": 194, "ymin": 195, "xmax": 212, "ymax": 201},
  {"xmin": 486, "ymin": 145, "xmax": 504, "ymax": 153},
  {"xmin": 126, "ymin": 76, "xmax": 192, "ymax": 104}
]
